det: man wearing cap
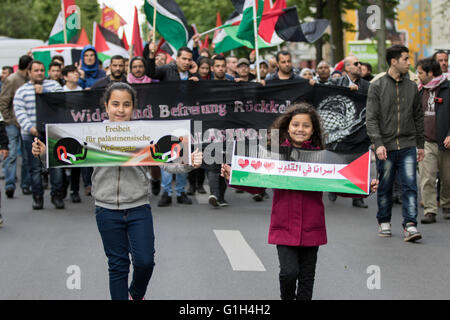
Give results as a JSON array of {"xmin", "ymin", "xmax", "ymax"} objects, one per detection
[{"xmin": 235, "ymin": 58, "xmax": 255, "ymax": 82}]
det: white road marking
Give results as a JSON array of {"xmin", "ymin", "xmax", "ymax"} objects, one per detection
[{"xmin": 214, "ymin": 230, "xmax": 266, "ymax": 271}]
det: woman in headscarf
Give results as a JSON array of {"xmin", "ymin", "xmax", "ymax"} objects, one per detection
[{"xmin": 76, "ymin": 45, "xmax": 107, "ymax": 89}]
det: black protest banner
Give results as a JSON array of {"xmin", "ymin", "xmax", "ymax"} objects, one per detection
[{"xmin": 36, "ymin": 80, "xmax": 370, "ymax": 153}]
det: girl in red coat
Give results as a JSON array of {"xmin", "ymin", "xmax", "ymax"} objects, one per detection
[{"xmin": 221, "ymin": 102, "xmax": 378, "ymax": 300}]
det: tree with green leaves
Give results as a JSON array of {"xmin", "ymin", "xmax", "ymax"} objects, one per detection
[{"xmin": 0, "ymin": 0, "xmax": 100, "ymax": 42}]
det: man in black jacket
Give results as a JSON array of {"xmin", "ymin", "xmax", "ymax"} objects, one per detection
[
  {"xmin": 330, "ymin": 55, "xmax": 370, "ymax": 94},
  {"xmin": 91, "ymin": 55, "xmax": 127, "ymax": 89},
  {"xmin": 416, "ymin": 57, "xmax": 450, "ymax": 223},
  {"xmin": 366, "ymin": 45, "xmax": 424, "ymax": 242},
  {"xmin": 146, "ymin": 44, "xmax": 199, "ymax": 82}
]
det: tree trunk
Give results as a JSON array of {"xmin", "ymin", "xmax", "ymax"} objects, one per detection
[
  {"xmin": 329, "ymin": 0, "xmax": 344, "ymax": 64},
  {"xmin": 315, "ymin": 0, "xmax": 324, "ymax": 62},
  {"xmin": 375, "ymin": 0, "xmax": 388, "ymax": 72}
]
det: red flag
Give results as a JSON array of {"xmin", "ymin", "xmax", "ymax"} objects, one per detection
[
  {"xmin": 213, "ymin": 12, "xmax": 222, "ymax": 41},
  {"xmin": 93, "ymin": 22, "xmax": 110, "ymax": 53},
  {"xmin": 122, "ymin": 31, "xmax": 130, "ymax": 51},
  {"xmin": 258, "ymin": 0, "xmax": 287, "ymax": 43},
  {"xmin": 131, "ymin": 6, "xmax": 143, "ymax": 57},
  {"xmin": 76, "ymin": 27, "xmax": 90, "ymax": 46},
  {"xmin": 101, "ymin": 5, "xmax": 127, "ymax": 34},
  {"xmin": 200, "ymin": 34, "xmax": 210, "ymax": 50}
]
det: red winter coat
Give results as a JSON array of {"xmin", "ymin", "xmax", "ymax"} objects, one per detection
[{"xmin": 230, "ymin": 139, "xmax": 358, "ymax": 247}]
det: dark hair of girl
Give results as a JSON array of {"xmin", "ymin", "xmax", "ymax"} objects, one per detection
[
  {"xmin": 269, "ymin": 102, "xmax": 324, "ymax": 149},
  {"xmin": 102, "ymin": 82, "xmax": 137, "ymax": 109}
]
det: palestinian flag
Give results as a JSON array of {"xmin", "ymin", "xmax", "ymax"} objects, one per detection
[
  {"xmin": 230, "ymin": 145, "xmax": 371, "ymax": 195},
  {"xmin": 213, "ymin": 1, "xmax": 329, "ymax": 53},
  {"xmin": 31, "ymin": 44, "xmax": 83, "ymax": 76},
  {"xmin": 93, "ymin": 22, "xmax": 129, "ymax": 62},
  {"xmin": 236, "ymin": 0, "xmax": 265, "ymax": 43},
  {"xmin": 48, "ymin": 0, "xmax": 80, "ymax": 44},
  {"xmin": 143, "ymin": 0, "xmax": 193, "ymax": 51}
]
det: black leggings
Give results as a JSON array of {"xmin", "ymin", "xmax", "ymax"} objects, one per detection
[{"xmin": 276, "ymin": 245, "xmax": 319, "ymax": 300}]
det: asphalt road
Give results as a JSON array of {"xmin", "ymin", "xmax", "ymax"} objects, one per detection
[{"xmin": 1, "ymin": 177, "xmax": 450, "ymax": 300}]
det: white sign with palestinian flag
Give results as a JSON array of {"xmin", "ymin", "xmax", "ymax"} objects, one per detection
[
  {"xmin": 230, "ymin": 145, "xmax": 372, "ymax": 195},
  {"xmin": 45, "ymin": 120, "xmax": 191, "ymax": 168}
]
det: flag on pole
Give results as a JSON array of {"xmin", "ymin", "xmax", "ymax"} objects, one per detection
[
  {"xmin": 236, "ymin": 0, "xmax": 264, "ymax": 44},
  {"xmin": 93, "ymin": 22, "xmax": 129, "ymax": 62},
  {"xmin": 131, "ymin": 6, "xmax": 144, "ymax": 57},
  {"xmin": 48, "ymin": 0, "xmax": 80, "ymax": 44},
  {"xmin": 101, "ymin": 5, "xmax": 127, "ymax": 34},
  {"xmin": 143, "ymin": 0, "xmax": 193, "ymax": 51},
  {"xmin": 213, "ymin": 4, "xmax": 329, "ymax": 53}
]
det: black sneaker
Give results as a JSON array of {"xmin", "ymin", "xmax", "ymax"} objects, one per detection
[
  {"xmin": 51, "ymin": 195, "xmax": 65, "ymax": 209},
  {"xmin": 218, "ymin": 199, "xmax": 229, "ymax": 207},
  {"xmin": 32, "ymin": 195, "xmax": 44, "ymax": 210},
  {"xmin": 352, "ymin": 198, "xmax": 368, "ymax": 208},
  {"xmin": 186, "ymin": 184, "xmax": 196, "ymax": 196},
  {"xmin": 235, "ymin": 189, "xmax": 244, "ymax": 194},
  {"xmin": 328, "ymin": 192, "xmax": 337, "ymax": 202},
  {"xmin": 0, "ymin": 213, "xmax": 3, "ymax": 226},
  {"xmin": 5, "ymin": 188, "xmax": 14, "ymax": 199},
  {"xmin": 197, "ymin": 185, "xmax": 207, "ymax": 194},
  {"xmin": 151, "ymin": 179, "xmax": 161, "ymax": 196},
  {"xmin": 70, "ymin": 192, "xmax": 81, "ymax": 203},
  {"xmin": 177, "ymin": 192, "xmax": 192, "ymax": 205},
  {"xmin": 22, "ymin": 187, "xmax": 32, "ymax": 195},
  {"xmin": 253, "ymin": 193, "xmax": 263, "ymax": 202},
  {"xmin": 158, "ymin": 192, "xmax": 172, "ymax": 207}
]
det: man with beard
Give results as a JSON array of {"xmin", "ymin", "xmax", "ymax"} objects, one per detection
[
  {"xmin": 366, "ymin": 45, "xmax": 424, "ymax": 242},
  {"xmin": 14, "ymin": 60, "xmax": 64, "ymax": 210},
  {"xmin": 314, "ymin": 61, "xmax": 331, "ymax": 84},
  {"xmin": 266, "ymin": 51, "xmax": 301, "ymax": 81},
  {"xmin": 416, "ymin": 57, "xmax": 450, "ymax": 223},
  {"xmin": 91, "ymin": 55, "xmax": 127, "ymax": 89}
]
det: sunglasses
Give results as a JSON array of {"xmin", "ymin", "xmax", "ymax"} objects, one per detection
[{"xmin": 353, "ymin": 61, "xmax": 361, "ymax": 66}]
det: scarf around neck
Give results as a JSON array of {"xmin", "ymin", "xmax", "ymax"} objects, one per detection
[
  {"xmin": 127, "ymin": 73, "xmax": 152, "ymax": 84},
  {"xmin": 418, "ymin": 74, "xmax": 446, "ymax": 91}
]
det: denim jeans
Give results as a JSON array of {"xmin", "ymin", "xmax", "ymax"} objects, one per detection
[
  {"xmin": 48, "ymin": 168, "xmax": 65, "ymax": 197},
  {"xmin": 81, "ymin": 167, "xmax": 93, "ymax": 188},
  {"xmin": 95, "ymin": 204, "xmax": 155, "ymax": 300},
  {"xmin": 23, "ymin": 137, "xmax": 44, "ymax": 197},
  {"xmin": 376, "ymin": 147, "xmax": 418, "ymax": 226},
  {"xmin": 276, "ymin": 245, "xmax": 319, "ymax": 300},
  {"xmin": 161, "ymin": 169, "xmax": 186, "ymax": 196},
  {"xmin": 4, "ymin": 125, "xmax": 31, "ymax": 191},
  {"xmin": 206, "ymin": 164, "xmax": 227, "ymax": 201}
]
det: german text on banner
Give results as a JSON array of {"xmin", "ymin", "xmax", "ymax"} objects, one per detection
[
  {"xmin": 230, "ymin": 144, "xmax": 372, "ymax": 195},
  {"xmin": 45, "ymin": 120, "xmax": 191, "ymax": 168}
]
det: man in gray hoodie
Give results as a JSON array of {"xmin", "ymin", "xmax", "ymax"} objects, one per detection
[{"xmin": 366, "ymin": 45, "xmax": 425, "ymax": 242}]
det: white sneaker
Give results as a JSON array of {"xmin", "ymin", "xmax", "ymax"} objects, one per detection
[
  {"xmin": 378, "ymin": 222, "xmax": 392, "ymax": 237},
  {"xmin": 403, "ymin": 222, "xmax": 422, "ymax": 242}
]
